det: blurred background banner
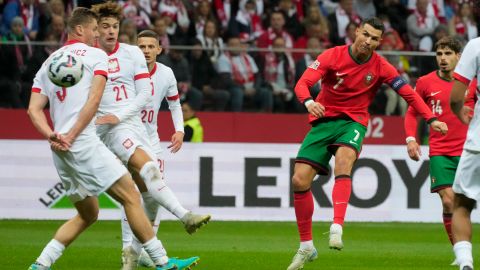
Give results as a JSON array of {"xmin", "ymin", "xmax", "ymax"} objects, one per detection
[{"xmin": 2, "ymin": 138, "xmax": 477, "ymax": 222}]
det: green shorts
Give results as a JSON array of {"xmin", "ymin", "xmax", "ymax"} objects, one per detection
[
  {"xmin": 430, "ymin": 155, "xmax": 460, "ymax": 193},
  {"xmin": 296, "ymin": 118, "xmax": 366, "ymax": 175}
]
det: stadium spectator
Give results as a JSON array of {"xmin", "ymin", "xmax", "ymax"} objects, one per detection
[
  {"xmin": 375, "ymin": 0, "xmax": 410, "ymax": 38},
  {"xmin": 1, "ymin": 0, "xmax": 40, "ymax": 40},
  {"xmin": 379, "ymin": 14, "xmax": 405, "ymax": 51},
  {"xmin": 212, "ymin": 0, "xmax": 236, "ymax": 34},
  {"xmin": 257, "ymin": 10, "xmax": 294, "ymax": 51},
  {"xmin": 152, "ymin": 16, "xmax": 170, "ymax": 53},
  {"xmin": 343, "ymin": 21, "xmax": 358, "ymax": 45},
  {"xmin": 276, "ymin": 0, "xmax": 303, "ymax": 39},
  {"xmin": 406, "ymin": 0, "xmax": 440, "ymax": 50},
  {"xmin": 230, "ymin": 0, "xmax": 263, "ymax": 43},
  {"xmin": 216, "ymin": 36, "xmax": 273, "ymax": 112},
  {"xmin": 295, "ymin": 37, "xmax": 323, "ymax": 103},
  {"xmin": 407, "ymin": 0, "xmax": 446, "ymax": 23},
  {"xmin": 159, "ymin": 40, "xmax": 204, "ymax": 111},
  {"xmin": 301, "ymin": 4, "xmax": 330, "ymax": 41},
  {"xmin": 122, "ymin": 0, "xmax": 151, "ymax": 31},
  {"xmin": 327, "ymin": 0, "xmax": 362, "ymax": 46},
  {"xmin": 0, "ymin": 16, "xmax": 32, "ymax": 108},
  {"xmin": 258, "ymin": 36, "xmax": 296, "ymax": 112},
  {"xmin": 158, "ymin": 0, "xmax": 190, "ymax": 43},
  {"xmin": 190, "ymin": 40, "xmax": 230, "ymax": 111},
  {"xmin": 449, "ymin": 36, "xmax": 480, "ymax": 270},
  {"xmin": 49, "ymin": 14, "xmax": 66, "ymax": 43},
  {"xmin": 119, "ymin": 18, "xmax": 138, "ymax": 45},
  {"xmin": 353, "ymin": 0, "xmax": 376, "ymax": 20},
  {"xmin": 448, "ymin": 1, "xmax": 478, "ymax": 41},
  {"xmin": 182, "ymin": 101, "xmax": 204, "ymax": 142},
  {"xmin": 189, "ymin": 0, "xmax": 215, "ymax": 38},
  {"xmin": 293, "ymin": 22, "xmax": 330, "ymax": 61},
  {"xmin": 196, "ymin": 19, "xmax": 225, "ymax": 64}
]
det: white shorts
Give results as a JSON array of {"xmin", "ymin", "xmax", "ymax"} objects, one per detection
[
  {"xmin": 52, "ymin": 134, "xmax": 128, "ymax": 203},
  {"xmin": 99, "ymin": 125, "xmax": 156, "ymax": 165},
  {"xmin": 453, "ymin": 149, "xmax": 480, "ymax": 200}
]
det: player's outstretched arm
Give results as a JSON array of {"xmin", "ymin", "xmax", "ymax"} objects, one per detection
[
  {"xmin": 450, "ymin": 80, "xmax": 472, "ymax": 124},
  {"xmin": 404, "ymin": 106, "xmax": 421, "ymax": 161},
  {"xmin": 66, "ymin": 74, "xmax": 107, "ymax": 143}
]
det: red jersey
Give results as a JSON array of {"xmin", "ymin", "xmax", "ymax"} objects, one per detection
[
  {"xmin": 405, "ymin": 72, "xmax": 477, "ymax": 156},
  {"xmin": 295, "ymin": 45, "xmax": 436, "ymax": 126}
]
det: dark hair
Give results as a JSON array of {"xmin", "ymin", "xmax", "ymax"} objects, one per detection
[
  {"xmin": 361, "ymin": 17, "xmax": 385, "ymax": 34},
  {"xmin": 137, "ymin": 30, "xmax": 159, "ymax": 41},
  {"xmin": 434, "ymin": 36, "xmax": 463, "ymax": 53},
  {"xmin": 91, "ymin": 1, "xmax": 122, "ymax": 22},
  {"xmin": 67, "ymin": 7, "xmax": 98, "ymax": 33}
]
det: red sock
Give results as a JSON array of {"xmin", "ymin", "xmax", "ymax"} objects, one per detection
[
  {"xmin": 332, "ymin": 175, "xmax": 352, "ymax": 225},
  {"xmin": 294, "ymin": 190, "xmax": 314, "ymax": 241},
  {"xmin": 443, "ymin": 213, "xmax": 453, "ymax": 245}
]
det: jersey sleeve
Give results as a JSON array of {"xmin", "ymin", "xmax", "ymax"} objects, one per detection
[
  {"xmin": 165, "ymin": 68, "xmax": 184, "ymax": 133},
  {"xmin": 404, "ymin": 78, "xmax": 426, "ymax": 138},
  {"xmin": 382, "ymin": 61, "xmax": 436, "ymax": 122},
  {"xmin": 31, "ymin": 63, "xmax": 48, "ymax": 96},
  {"xmin": 453, "ymin": 39, "xmax": 480, "ymax": 85},
  {"xmin": 294, "ymin": 48, "xmax": 333, "ymax": 103},
  {"xmin": 115, "ymin": 47, "xmax": 152, "ymax": 122},
  {"xmin": 91, "ymin": 49, "xmax": 108, "ymax": 78}
]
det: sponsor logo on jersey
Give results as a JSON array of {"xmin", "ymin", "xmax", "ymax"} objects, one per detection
[
  {"xmin": 431, "ymin": 177, "xmax": 436, "ymax": 183},
  {"xmin": 431, "ymin": 91, "xmax": 441, "ymax": 96},
  {"xmin": 364, "ymin": 72, "xmax": 374, "ymax": 85},
  {"xmin": 108, "ymin": 58, "xmax": 120, "ymax": 73},
  {"xmin": 309, "ymin": 60, "xmax": 320, "ymax": 70}
]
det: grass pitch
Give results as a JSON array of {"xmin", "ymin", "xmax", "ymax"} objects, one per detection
[{"xmin": 1, "ymin": 220, "xmax": 478, "ymax": 270}]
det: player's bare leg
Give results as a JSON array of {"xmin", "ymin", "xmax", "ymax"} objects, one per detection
[
  {"xmin": 127, "ymin": 147, "xmax": 210, "ymax": 234},
  {"xmin": 452, "ymin": 194, "xmax": 475, "ymax": 270},
  {"xmin": 287, "ymin": 163, "xmax": 318, "ymax": 270},
  {"xmin": 29, "ymin": 197, "xmax": 100, "ymax": 269},
  {"xmin": 330, "ymin": 146, "xmax": 356, "ymax": 251}
]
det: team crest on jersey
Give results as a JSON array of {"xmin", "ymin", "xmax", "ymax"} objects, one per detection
[
  {"xmin": 108, "ymin": 58, "xmax": 120, "ymax": 73},
  {"xmin": 122, "ymin": 138, "xmax": 134, "ymax": 149},
  {"xmin": 431, "ymin": 177, "xmax": 436, "ymax": 184},
  {"xmin": 309, "ymin": 60, "xmax": 320, "ymax": 70},
  {"xmin": 364, "ymin": 72, "xmax": 374, "ymax": 85}
]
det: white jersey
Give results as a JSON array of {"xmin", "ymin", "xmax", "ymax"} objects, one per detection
[
  {"xmin": 142, "ymin": 62, "xmax": 184, "ymax": 155},
  {"xmin": 453, "ymin": 37, "xmax": 480, "ymax": 151},
  {"xmin": 98, "ymin": 42, "xmax": 152, "ymax": 130},
  {"xmin": 32, "ymin": 40, "xmax": 108, "ymax": 136}
]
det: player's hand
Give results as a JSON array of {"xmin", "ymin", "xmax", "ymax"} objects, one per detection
[
  {"xmin": 430, "ymin": 120, "xmax": 448, "ymax": 135},
  {"xmin": 458, "ymin": 106, "xmax": 474, "ymax": 125},
  {"xmin": 406, "ymin": 140, "xmax": 421, "ymax": 161},
  {"xmin": 48, "ymin": 132, "xmax": 71, "ymax": 151},
  {"xmin": 306, "ymin": 101, "xmax": 325, "ymax": 118},
  {"xmin": 168, "ymin": 131, "xmax": 184, "ymax": 153},
  {"xmin": 95, "ymin": 114, "xmax": 120, "ymax": 125}
]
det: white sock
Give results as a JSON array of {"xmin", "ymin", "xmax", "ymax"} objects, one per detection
[
  {"xmin": 454, "ymin": 241, "xmax": 473, "ymax": 268},
  {"xmin": 139, "ymin": 161, "xmax": 189, "ymax": 219},
  {"xmin": 299, "ymin": 240, "xmax": 314, "ymax": 250},
  {"xmin": 120, "ymin": 207, "xmax": 134, "ymax": 249},
  {"xmin": 152, "ymin": 209, "xmax": 161, "ymax": 235},
  {"xmin": 36, "ymin": 239, "xmax": 65, "ymax": 267},
  {"xmin": 143, "ymin": 237, "xmax": 168, "ymax": 266}
]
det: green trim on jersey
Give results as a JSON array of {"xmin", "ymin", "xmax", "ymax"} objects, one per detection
[
  {"xmin": 348, "ymin": 46, "xmax": 372, "ymax": 65},
  {"xmin": 296, "ymin": 118, "xmax": 366, "ymax": 175},
  {"xmin": 429, "ymin": 155, "xmax": 460, "ymax": 193}
]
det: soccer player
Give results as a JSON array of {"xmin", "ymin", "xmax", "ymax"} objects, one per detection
[
  {"xmin": 90, "ymin": 3, "xmax": 205, "ymax": 269},
  {"xmin": 288, "ymin": 17, "xmax": 448, "ymax": 270},
  {"xmin": 27, "ymin": 7, "xmax": 179, "ymax": 270},
  {"xmin": 404, "ymin": 37, "xmax": 476, "ymax": 251},
  {"xmin": 450, "ymin": 37, "xmax": 480, "ymax": 270},
  {"xmin": 118, "ymin": 29, "xmax": 211, "ymax": 267}
]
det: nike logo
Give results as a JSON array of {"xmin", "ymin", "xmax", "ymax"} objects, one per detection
[
  {"xmin": 431, "ymin": 91, "xmax": 441, "ymax": 96},
  {"xmin": 336, "ymin": 72, "xmax": 347, "ymax": 77},
  {"xmin": 335, "ymin": 202, "xmax": 348, "ymax": 205},
  {"xmin": 110, "ymin": 77, "xmax": 120, "ymax": 82},
  {"xmin": 349, "ymin": 140, "xmax": 358, "ymax": 145}
]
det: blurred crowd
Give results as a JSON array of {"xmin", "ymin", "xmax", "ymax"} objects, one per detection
[{"xmin": 0, "ymin": 0, "xmax": 478, "ymax": 114}]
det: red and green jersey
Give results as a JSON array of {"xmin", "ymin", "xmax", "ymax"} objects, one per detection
[
  {"xmin": 405, "ymin": 72, "xmax": 477, "ymax": 156},
  {"xmin": 295, "ymin": 45, "xmax": 436, "ymax": 126}
]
